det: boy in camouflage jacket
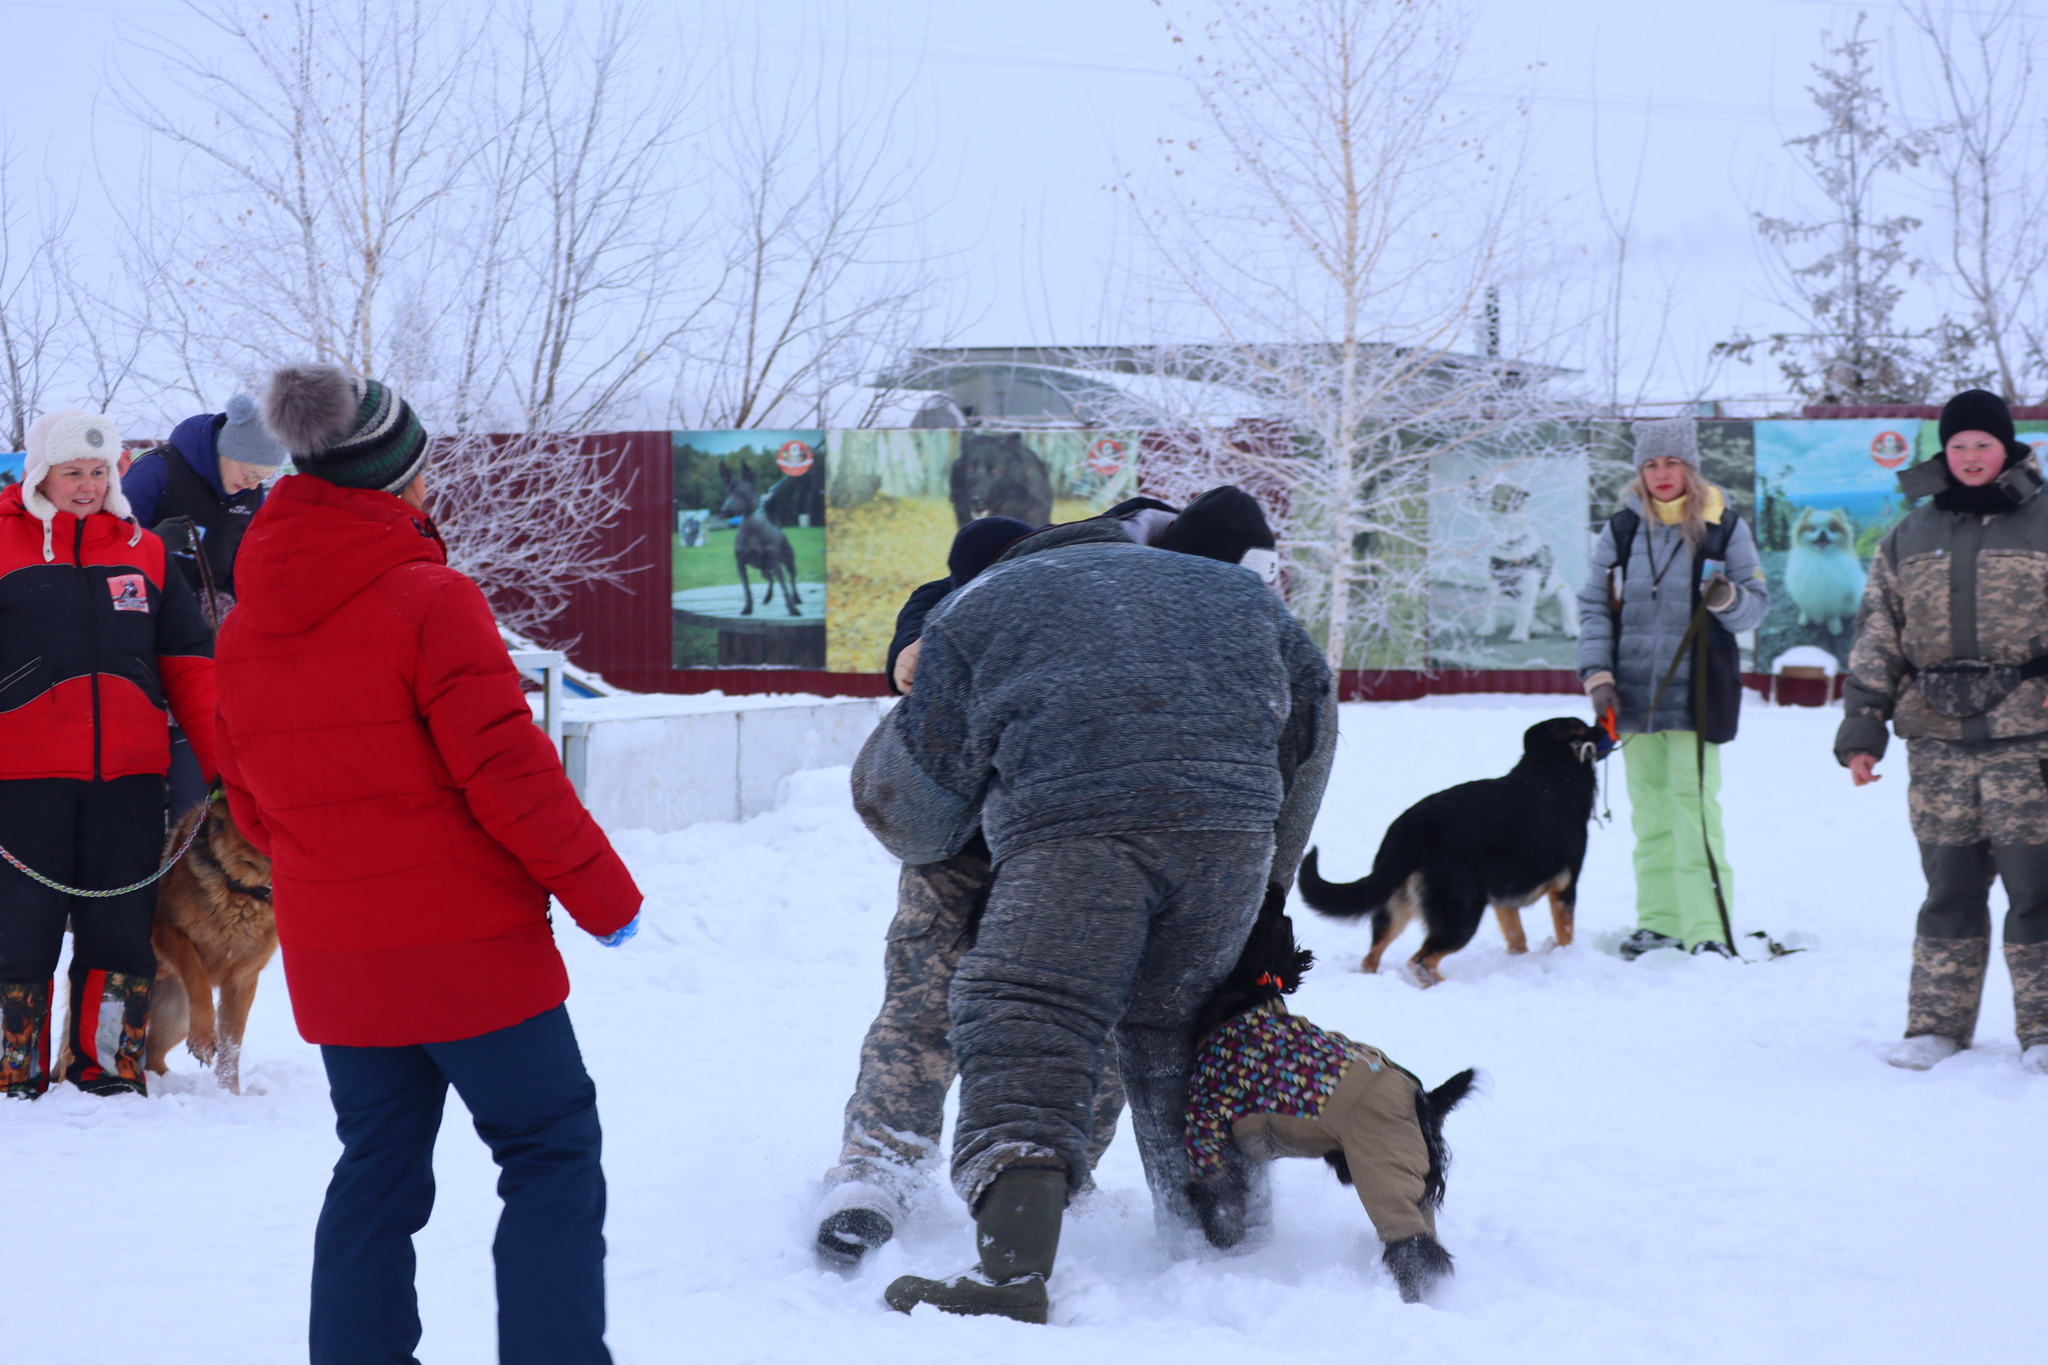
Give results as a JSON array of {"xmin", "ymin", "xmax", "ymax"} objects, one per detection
[{"xmin": 1836, "ymin": 389, "xmax": 2048, "ymax": 1073}]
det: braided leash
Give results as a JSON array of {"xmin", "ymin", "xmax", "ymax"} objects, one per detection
[{"xmin": 0, "ymin": 806, "xmax": 210, "ymax": 899}]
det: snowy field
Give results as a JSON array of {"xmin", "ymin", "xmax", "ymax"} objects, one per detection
[{"xmin": 8, "ymin": 699, "xmax": 2044, "ymax": 1365}]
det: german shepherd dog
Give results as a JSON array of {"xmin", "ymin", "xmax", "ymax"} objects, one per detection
[
  {"xmin": 1298, "ymin": 716, "xmax": 1610, "ymax": 986},
  {"xmin": 146, "ymin": 793, "xmax": 277, "ymax": 1093},
  {"xmin": 1185, "ymin": 899, "xmax": 1476, "ymax": 1303}
]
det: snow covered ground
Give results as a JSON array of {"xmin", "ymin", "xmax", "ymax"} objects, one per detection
[{"xmin": 9, "ymin": 699, "xmax": 2043, "ymax": 1365}]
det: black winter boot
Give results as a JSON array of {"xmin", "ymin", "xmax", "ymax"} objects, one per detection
[
  {"xmin": 2, "ymin": 980, "xmax": 53, "ymax": 1099},
  {"xmin": 1382, "ymin": 1234, "xmax": 1455, "ymax": 1304},
  {"xmin": 816, "ymin": 1207, "xmax": 894, "ymax": 1268},
  {"xmin": 64, "ymin": 968, "xmax": 152, "ymax": 1097},
  {"xmin": 1619, "ymin": 929, "xmax": 1683, "ymax": 960},
  {"xmin": 884, "ymin": 1164, "xmax": 1066, "ymax": 1324}
]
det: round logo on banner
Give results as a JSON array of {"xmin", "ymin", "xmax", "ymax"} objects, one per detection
[
  {"xmin": 775, "ymin": 440, "xmax": 815, "ymax": 476},
  {"xmin": 1087, "ymin": 436, "xmax": 1128, "ymax": 476},
  {"xmin": 1870, "ymin": 430, "xmax": 1910, "ymax": 469}
]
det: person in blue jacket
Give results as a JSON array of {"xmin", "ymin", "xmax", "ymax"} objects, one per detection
[{"xmin": 121, "ymin": 394, "xmax": 287, "ymax": 821}]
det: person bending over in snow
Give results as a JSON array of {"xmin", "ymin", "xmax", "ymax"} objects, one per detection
[
  {"xmin": 853, "ymin": 486, "xmax": 1335, "ymax": 1324},
  {"xmin": 817, "ymin": 513, "xmax": 1134, "ymax": 1266},
  {"xmin": 1182, "ymin": 898, "xmax": 1473, "ymax": 1304},
  {"xmin": 213, "ymin": 364, "xmax": 642, "ymax": 1365}
]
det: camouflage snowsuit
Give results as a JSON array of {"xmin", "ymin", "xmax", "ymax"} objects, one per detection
[
  {"xmin": 824, "ymin": 845, "xmax": 1126, "ymax": 1219},
  {"xmin": 1836, "ymin": 460, "xmax": 2048, "ymax": 1050}
]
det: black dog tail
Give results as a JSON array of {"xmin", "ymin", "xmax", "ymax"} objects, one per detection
[
  {"xmin": 1296, "ymin": 846, "xmax": 1406, "ymax": 921},
  {"xmin": 1417, "ymin": 1068, "xmax": 1479, "ymax": 1209},
  {"xmin": 1427, "ymin": 1068, "xmax": 1478, "ymax": 1119}
]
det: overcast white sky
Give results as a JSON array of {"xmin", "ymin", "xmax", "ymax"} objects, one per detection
[{"xmin": 0, "ymin": 0, "xmax": 2020, "ymax": 413}]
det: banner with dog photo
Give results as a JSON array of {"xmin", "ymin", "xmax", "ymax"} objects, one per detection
[
  {"xmin": 1752, "ymin": 419, "xmax": 1922, "ymax": 672},
  {"xmin": 824, "ymin": 429, "xmax": 1140, "ymax": 675},
  {"xmin": 1424, "ymin": 432, "xmax": 1589, "ymax": 670},
  {"xmin": 672, "ymin": 430, "xmax": 827, "ymax": 669}
]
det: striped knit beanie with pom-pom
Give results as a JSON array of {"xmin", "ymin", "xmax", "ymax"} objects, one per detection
[{"xmin": 261, "ymin": 364, "xmax": 428, "ymax": 494}]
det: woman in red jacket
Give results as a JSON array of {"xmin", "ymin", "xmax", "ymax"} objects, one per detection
[
  {"xmin": 0, "ymin": 410, "xmax": 219, "ymax": 1098},
  {"xmin": 214, "ymin": 365, "xmax": 641, "ymax": 1365}
]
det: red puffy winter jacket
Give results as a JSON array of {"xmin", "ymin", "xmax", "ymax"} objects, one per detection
[
  {"xmin": 213, "ymin": 476, "xmax": 640, "ymax": 1046},
  {"xmin": 0, "ymin": 483, "xmax": 217, "ymax": 781}
]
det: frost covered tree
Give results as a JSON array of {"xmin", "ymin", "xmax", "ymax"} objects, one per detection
[
  {"xmin": 1903, "ymin": 0, "xmax": 2048, "ymax": 405},
  {"xmin": 670, "ymin": 50, "xmax": 947, "ymax": 431},
  {"xmin": 0, "ymin": 144, "xmax": 75, "ymax": 450},
  {"xmin": 1117, "ymin": 0, "xmax": 1573, "ymax": 673},
  {"xmin": 114, "ymin": 1, "xmax": 702, "ymax": 628},
  {"xmin": 1717, "ymin": 15, "xmax": 1937, "ymax": 404}
]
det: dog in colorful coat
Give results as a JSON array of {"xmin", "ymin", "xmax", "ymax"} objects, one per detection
[{"xmin": 1184, "ymin": 898, "xmax": 1476, "ymax": 1303}]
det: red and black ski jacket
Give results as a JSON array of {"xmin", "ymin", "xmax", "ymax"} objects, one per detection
[{"xmin": 0, "ymin": 483, "xmax": 219, "ymax": 783}]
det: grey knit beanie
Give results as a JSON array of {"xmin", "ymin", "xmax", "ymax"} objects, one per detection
[
  {"xmin": 215, "ymin": 393, "xmax": 288, "ymax": 469},
  {"xmin": 1632, "ymin": 418, "xmax": 1700, "ymax": 470}
]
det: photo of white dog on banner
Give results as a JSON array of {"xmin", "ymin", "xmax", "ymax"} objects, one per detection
[{"xmin": 1425, "ymin": 450, "xmax": 1590, "ymax": 668}]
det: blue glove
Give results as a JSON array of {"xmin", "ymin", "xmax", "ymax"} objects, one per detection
[{"xmin": 596, "ymin": 914, "xmax": 640, "ymax": 948}]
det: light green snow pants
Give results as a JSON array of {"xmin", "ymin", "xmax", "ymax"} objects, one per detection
[{"xmin": 1623, "ymin": 731, "xmax": 1733, "ymax": 949}]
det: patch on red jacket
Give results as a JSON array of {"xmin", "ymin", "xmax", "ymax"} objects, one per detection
[{"xmin": 107, "ymin": 574, "xmax": 150, "ymax": 612}]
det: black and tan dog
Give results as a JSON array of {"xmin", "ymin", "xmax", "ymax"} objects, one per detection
[
  {"xmin": 146, "ymin": 793, "xmax": 277, "ymax": 1093},
  {"xmin": 1298, "ymin": 716, "xmax": 1610, "ymax": 986}
]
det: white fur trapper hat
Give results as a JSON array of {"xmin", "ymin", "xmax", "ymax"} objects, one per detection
[{"xmin": 23, "ymin": 408, "xmax": 139, "ymax": 562}]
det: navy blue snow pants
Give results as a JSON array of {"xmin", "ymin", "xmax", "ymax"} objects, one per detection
[{"xmin": 310, "ymin": 1004, "xmax": 610, "ymax": 1365}]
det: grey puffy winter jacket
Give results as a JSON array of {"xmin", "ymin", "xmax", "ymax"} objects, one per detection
[
  {"xmin": 1576, "ymin": 491, "xmax": 1770, "ymax": 735},
  {"xmin": 850, "ymin": 520, "xmax": 1335, "ymax": 886}
]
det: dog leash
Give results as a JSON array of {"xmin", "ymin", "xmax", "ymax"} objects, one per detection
[{"xmin": 0, "ymin": 804, "xmax": 211, "ymax": 899}]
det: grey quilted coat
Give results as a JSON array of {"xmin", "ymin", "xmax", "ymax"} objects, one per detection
[{"xmin": 1576, "ymin": 491, "xmax": 1770, "ymax": 734}]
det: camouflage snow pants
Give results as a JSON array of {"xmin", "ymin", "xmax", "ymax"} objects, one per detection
[
  {"xmin": 1903, "ymin": 738, "xmax": 2048, "ymax": 1048},
  {"xmin": 826, "ymin": 848, "xmax": 1127, "ymax": 1208}
]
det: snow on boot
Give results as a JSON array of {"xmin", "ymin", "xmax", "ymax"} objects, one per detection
[
  {"xmin": 1689, "ymin": 940, "xmax": 1736, "ymax": 959},
  {"xmin": 884, "ymin": 1164, "xmax": 1065, "ymax": 1324},
  {"xmin": 1885, "ymin": 1035, "xmax": 1962, "ymax": 1071},
  {"xmin": 1618, "ymin": 929, "xmax": 1683, "ymax": 960},
  {"xmin": 1382, "ymin": 1234, "xmax": 1455, "ymax": 1304},
  {"xmin": 1, "ymin": 980, "xmax": 53, "ymax": 1099},
  {"xmin": 1905, "ymin": 935, "xmax": 1989, "ymax": 1048},
  {"xmin": 2022, "ymin": 1044, "xmax": 2048, "ymax": 1076},
  {"xmin": 816, "ymin": 1207, "xmax": 894, "ymax": 1268},
  {"xmin": 2004, "ymin": 941, "xmax": 2048, "ymax": 1056}
]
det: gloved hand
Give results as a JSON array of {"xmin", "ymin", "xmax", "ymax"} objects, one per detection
[
  {"xmin": 596, "ymin": 914, "xmax": 640, "ymax": 948},
  {"xmin": 1703, "ymin": 573, "xmax": 1738, "ymax": 613},
  {"xmin": 1586, "ymin": 676, "xmax": 1620, "ymax": 727}
]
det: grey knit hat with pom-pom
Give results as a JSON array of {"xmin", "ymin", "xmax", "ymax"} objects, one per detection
[
  {"xmin": 214, "ymin": 393, "xmax": 288, "ymax": 469},
  {"xmin": 262, "ymin": 364, "xmax": 428, "ymax": 493}
]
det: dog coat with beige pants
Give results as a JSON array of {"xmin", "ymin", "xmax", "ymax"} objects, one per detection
[{"xmin": 1188, "ymin": 1001, "xmax": 1439, "ymax": 1246}]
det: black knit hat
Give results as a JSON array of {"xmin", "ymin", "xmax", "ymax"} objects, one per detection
[
  {"xmin": 1154, "ymin": 485, "xmax": 1276, "ymax": 570},
  {"xmin": 262, "ymin": 364, "xmax": 429, "ymax": 494},
  {"xmin": 948, "ymin": 516, "xmax": 1035, "ymax": 586},
  {"xmin": 1939, "ymin": 388, "xmax": 2030, "ymax": 465}
]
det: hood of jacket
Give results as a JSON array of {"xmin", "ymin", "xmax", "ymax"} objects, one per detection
[
  {"xmin": 1898, "ymin": 452, "xmax": 2045, "ymax": 509},
  {"xmin": 232, "ymin": 474, "xmax": 446, "ymax": 634},
  {"xmin": 167, "ymin": 412, "xmax": 232, "ymax": 499}
]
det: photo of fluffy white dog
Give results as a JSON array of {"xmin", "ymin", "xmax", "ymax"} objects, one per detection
[{"xmin": 1784, "ymin": 506, "xmax": 1865, "ymax": 635}]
